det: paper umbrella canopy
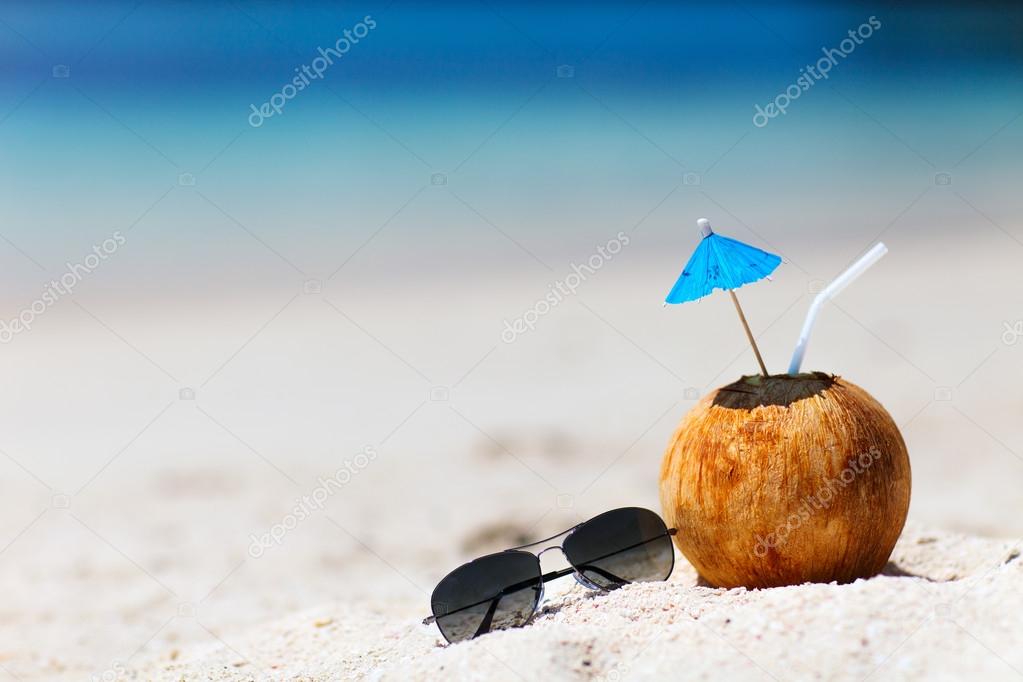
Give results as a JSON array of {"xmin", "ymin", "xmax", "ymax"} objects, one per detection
[{"xmin": 665, "ymin": 218, "xmax": 782, "ymax": 375}]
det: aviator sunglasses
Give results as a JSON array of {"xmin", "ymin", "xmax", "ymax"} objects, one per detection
[{"xmin": 424, "ymin": 507, "xmax": 677, "ymax": 643}]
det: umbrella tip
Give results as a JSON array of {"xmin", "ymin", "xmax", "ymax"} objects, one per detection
[{"xmin": 697, "ymin": 218, "xmax": 713, "ymax": 237}]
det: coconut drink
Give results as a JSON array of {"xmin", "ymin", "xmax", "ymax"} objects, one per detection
[
  {"xmin": 661, "ymin": 222, "xmax": 908, "ymax": 588},
  {"xmin": 659, "ymin": 372, "xmax": 910, "ymax": 588}
]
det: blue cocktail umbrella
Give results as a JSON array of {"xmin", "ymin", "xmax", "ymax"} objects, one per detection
[{"xmin": 665, "ymin": 218, "xmax": 782, "ymax": 376}]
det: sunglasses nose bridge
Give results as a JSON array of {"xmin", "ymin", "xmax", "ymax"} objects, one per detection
[
  {"xmin": 535, "ymin": 545, "xmax": 567, "ymax": 563},
  {"xmin": 536, "ymin": 545, "xmax": 602, "ymax": 591}
]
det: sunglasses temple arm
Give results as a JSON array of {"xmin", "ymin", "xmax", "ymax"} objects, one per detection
[
  {"xmin": 468, "ymin": 567, "xmax": 573, "ymax": 636},
  {"xmin": 423, "ymin": 567, "xmax": 573, "ymax": 626},
  {"xmin": 565, "ymin": 529, "xmax": 678, "ymax": 584},
  {"xmin": 478, "ymin": 566, "xmax": 577, "ymax": 620},
  {"xmin": 472, "ymin": 594, "xmax": 502, "ymax": 638},
  {"xmin": 575, "ymin": 528, "xmax": 679, "ymax": 570}
]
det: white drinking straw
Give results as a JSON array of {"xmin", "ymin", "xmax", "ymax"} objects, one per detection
[{"xmin": 787, "ymin": 242, "xmax": 888, "ymax": 375}]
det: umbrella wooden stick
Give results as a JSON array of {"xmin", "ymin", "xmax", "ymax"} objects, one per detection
[{"xmin": 728, "ymin": 290, "xmax": 769, "ymax": 377}]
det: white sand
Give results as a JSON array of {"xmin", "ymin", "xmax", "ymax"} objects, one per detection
[
  {"xmin": 122, "ymin": 523, "xmax": 1022, "ymax": 681},
  {"xmin": 2, "ymin": 252, "xmax": 1021, "ymax": 680}
]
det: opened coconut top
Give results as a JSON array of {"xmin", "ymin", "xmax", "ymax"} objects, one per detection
[{"xmin": 712, "ymin": 372, "xmax": 838, "ymax": 409}]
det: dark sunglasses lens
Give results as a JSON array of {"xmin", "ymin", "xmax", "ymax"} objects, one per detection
[
  {"xmin": 431, "ymin": 551, "xmax": 542, "ymax": 643},
  {"xmin": 563, "ymin": 507, "xmax": 674, "ymax": 589}
]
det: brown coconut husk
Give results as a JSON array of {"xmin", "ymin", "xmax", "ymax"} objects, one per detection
[{"xmin": 659, "ymin": 372, "xmax": 911, "ymax": 589}]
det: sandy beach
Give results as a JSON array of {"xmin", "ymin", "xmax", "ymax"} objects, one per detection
[
  {"xmin": 0, "ymin": 239, "xmax": 1020, "ymax": 681},
  {"xmin": 115, "ymin": 523, "xmax": 1023, "ymax": 681},
  {"xmin": 1, "ymin": 242, "xmax": 1022, "ymax": 680}
]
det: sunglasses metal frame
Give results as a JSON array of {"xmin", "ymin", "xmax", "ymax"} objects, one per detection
[{"xmin": 423, "ymin": 507, "xmax": 678, "ymax": 640}]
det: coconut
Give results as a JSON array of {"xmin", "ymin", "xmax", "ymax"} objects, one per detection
[{"xmin": 659, "ymin": 372, "xmax": 910, "ymax": 588}]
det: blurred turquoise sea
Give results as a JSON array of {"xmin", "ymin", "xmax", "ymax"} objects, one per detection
[{"xmin": 1, "ymin": 1, "xmax": 1020, "ymax": 295}]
